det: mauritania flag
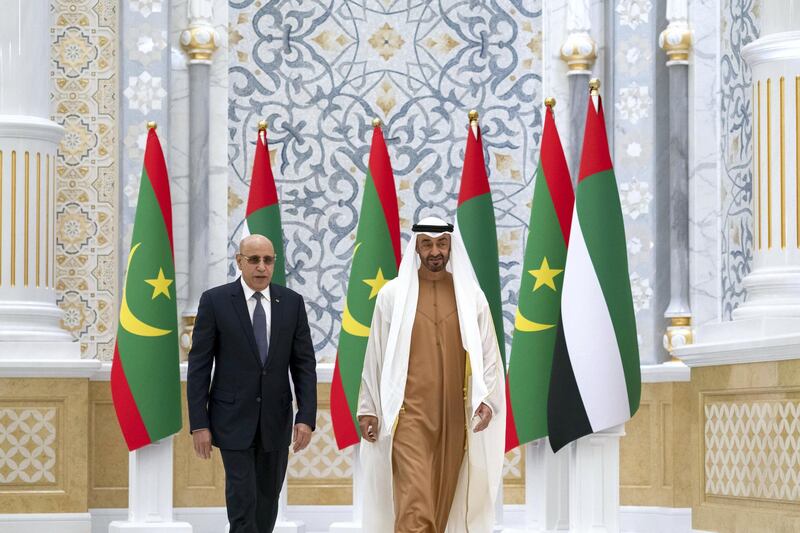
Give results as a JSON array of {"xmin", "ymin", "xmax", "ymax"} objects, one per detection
[
  {"xmin": 243, "ymin": 124, "xmax": 286, "ymax": 285},
  {"xmin": 111, "ymin": 126, "xmax": 181, "ymax": 451},
  {"xmin": 456, "ymin": 113, "xmax": 506, "ymax": 368},
  {"xmin": 505, "ymin": 103, "xmax": 574, "ymax": 451},
  {"xmin": 330, "ymin": 121, "xmax": 400, "ymax": 449},
  {"xmin": 547, "ymin": 92, "xmax": 641, "ymax": 453}
]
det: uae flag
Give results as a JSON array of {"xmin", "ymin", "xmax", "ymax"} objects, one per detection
[
  {"xmin": 505, "ymin": 103, "xmax": 574, "ymax": 451},
  {"xmin": 456, "ymin": 113, "xmax": 506, "ymax": 368},
  {"xmin": 243, "ymin": 124, "xmax": 286, "ymax": 285},
  {"xmin": 111, "ymin": 126, "xmax": 182, "ymax": 451},
  {"xmin": 547, "ymin": 91, "xmax": 641, "ymax": 453},
  {"xmin": 330, "ymin": 121, "xmax": 401, "ymax": 449}
]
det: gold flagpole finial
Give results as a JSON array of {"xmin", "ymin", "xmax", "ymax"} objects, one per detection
[
  {"xmin": 544, "ymin": 97, "xmax": 556, "ymax": 108},
  {"xmin": 258, "ymin": 120, "xmax": 268, "ymax": 131},
  {"xmin": 589, "ymin": 78, "xmax": 601, "ymax": 96},
  {"xmin": 468, "ymin": 109, "xmax": 479, "ymax": 124},
  {"xmin": 147, "ymin": 121, "xmax": 157, "ymax": 130},
  {"xmin": 372, "ymin": 117, "xmax": 382, "ymax": 128}
]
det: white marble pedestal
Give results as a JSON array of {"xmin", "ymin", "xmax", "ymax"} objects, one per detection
[
  {"xmin": 109, "ymin": 437, "xmax": 192, "ymax": 533},
  {"xmin": 328, "ymin": 445, "xmax": 363, "ymax": 533},
  {"xmin": 568, "ymin": 425, "xmax": 624, "ymax": 533}
]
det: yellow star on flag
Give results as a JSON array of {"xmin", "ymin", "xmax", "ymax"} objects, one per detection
[
  {"xmin": 145, "ymin": 268, "xmax": 173, "ymax": 300},
  {"xmin": 529, "ymin": 257, "xmax": 563, "ymax": 291},
  {"xmin": 363, "ymin": 268, "xmax": 388, "ymax": 300}
]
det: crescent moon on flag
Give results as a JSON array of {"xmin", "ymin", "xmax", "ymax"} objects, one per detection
[
  {"xmin": 341, "ymin": 241, "xmax": 371, "ymax": 337},
  {"xmin": 120, "ymin": 242, "xmax": 172, "ymax": 337},
  {"xmin": 515, "ymin": 309, "xmax": 555, "ymax": 333}
]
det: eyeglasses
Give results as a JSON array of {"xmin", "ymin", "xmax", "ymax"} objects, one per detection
[{"xmin": 239, "ymin": 254, "xmax": 277, "ymax": 266}]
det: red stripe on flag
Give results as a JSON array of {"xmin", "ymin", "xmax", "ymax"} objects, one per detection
[
  {"xmin": 143, "ymin": 129, "xmax": 175, "ymax": 256},
  {"xmin": 330, "ymin": 357, "xmax": 360, "ymax": 449},
  {"xmin": 578, "ymin": 96, "xmax": 613, "ymax": 182},
  {"xmin": 368, "ymin": 125, "xmax": 401, "ymax": 265},
  {"xmin": 541, "ymin": 107, "xmax": 575, "ymax": 244},
  {"xmin": 504, "ymin": 377, "xmax": 520, "ymax": 452},
  {"xmin": 246, "ymin": 130, "xmax": 279, "ymax": 216},
  {"xmin": 457, "ymin": 125, "xmax": 491, "ymax": 205},
  {"xmin": 110, "ymin": 342, "xmax": 151, "ymax": 451}
]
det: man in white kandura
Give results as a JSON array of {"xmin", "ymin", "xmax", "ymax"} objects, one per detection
[{"xmin": 357, "ymin": 216, "xmax": 506, "ymax": 533}]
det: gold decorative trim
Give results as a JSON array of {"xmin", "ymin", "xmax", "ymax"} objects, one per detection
[
  {"xmin": 658, "ymin": 24, "xmax": 692, "ymax": 64},
  {"xmin": 757, "ymin": 81, "xmax": 762, "ymax": 249},
  {"xmin": 24, "ymin": 151, "xmax": 29, "ymax": 286},
  {"xmin": 664, "ymin": 316, "xmax": 693, "ymax": 357},
  {"xmin": 11, "ymin": 150, "xmax": 16, "ymax": 285},
  {"xmin": 36, "ymin": 152, "xmax": 41, "ymax": 287},
  {"xmin": 780, "ymin": 77, "xmax": 786, "ymax": 249},
  {"xmin": 768, "ymin": 78, "xmax": 772, "ymax": 248},
  {"xmin": 45, "ymin": 154, "xmax": 49, "ymax": 288},
  {"xmin": 179, "ymin": 24, "xmax": 219, "ymax": 63}
]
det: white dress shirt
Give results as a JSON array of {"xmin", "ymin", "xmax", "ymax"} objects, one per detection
[{"xmin": 241, "ymin": 277, "xmax": 271, "ymax": 341}]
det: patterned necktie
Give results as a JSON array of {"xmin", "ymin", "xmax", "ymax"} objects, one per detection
[{"xmin": 252, "ymin": 292, "xmax": 269, "ymax": 366}]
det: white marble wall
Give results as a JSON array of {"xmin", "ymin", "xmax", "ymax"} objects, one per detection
[{"xmin": 688, "ymin": 0, "xmax": 722, "ymax": 327}]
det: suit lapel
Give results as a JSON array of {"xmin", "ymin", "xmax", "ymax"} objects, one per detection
[
  {"xmin": 230, "ymin": 279, "xmax": 262, "ymax": 367},
  {"xmin": 266, "ymin": 284, "xmax": 283, "ymax": 370}
]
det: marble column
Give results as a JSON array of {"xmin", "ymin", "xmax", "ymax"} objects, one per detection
[
  {"xmin": 736, "ymin": 5, "xmax": 800, "ymax": 322},
  {"xmin": 674, "ymin": 1, "xmax": 800, "ymax": 364},
  {"xmin": 560, "ymin": 0, "xmax": 597, "ymax": 183},
  {"xmin": 659, "ymin": 1, "xmax": 693, "ymax": 356},
  {"xmin": 179, "ymin": 0, "xmax": 219, "ymax": 357},
  {"xmin": 0, "ymin": 0, "xmax": 77, "ymax": 358}
]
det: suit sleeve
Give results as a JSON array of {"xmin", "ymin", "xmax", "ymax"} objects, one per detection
[
  {"xmin": 290, "ymin": 295, "xmax": 317, "ymax": 429},
  {"xmin": 187, "ymin": 290, "xmax": 216, "ymax": 433}
]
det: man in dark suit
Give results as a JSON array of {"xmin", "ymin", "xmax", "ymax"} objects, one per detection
[{"xmin": 187, "ymin": 234, "xmax": 317, "ymax": 533}]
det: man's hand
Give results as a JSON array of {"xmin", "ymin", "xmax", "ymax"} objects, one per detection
[
  {"xmin": 472, "ymin": 403, "xmax": 492, "ymax": 433},
  {"xmin": 292, "ymin": 423, "xmax": 313, "ymax": 453},
  {"xmin": 192, "ymin": 429, "xmax": 212, "ymax": 459},
  {"xmin": 358, "ymin": 415, "xmax": 379, "ymax": 443}
]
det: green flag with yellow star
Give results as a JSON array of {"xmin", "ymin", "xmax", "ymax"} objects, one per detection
[
  {"xmin": 111, "ymin": 126, "xmax": 182, "ymax": 452},
  {"xmin": 330, "ymin": 121, "xmax": 401, "ymax": 449},
  {"xmin": 505, "ymin": 103, "xmax": 574, "ymax": 450}
]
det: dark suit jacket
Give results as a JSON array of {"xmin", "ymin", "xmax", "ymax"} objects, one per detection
[{"xmin": 187, "ymin": 279, "xmax": 317, "ymax": 451}]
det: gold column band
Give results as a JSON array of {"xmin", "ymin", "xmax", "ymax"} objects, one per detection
[
  {"xmin": 780, "ymin": 77, "xmax": 786, "ymax": 249},
  {"xmin": 768, "ymin": 78, "xmax": 772, "ymax": 248},
  {"xmin": 24, "ymin": 151, "xmax": 29, "ymax": 286},
  {"xmin": 11, "ymin": 151, "xmax": 16, "ymax": 285},
  {"xmin": 46, "ymin": 154, "xmax": 50, "ymax": 288},
  {"xmin": 36, "ymin": 152, "xmax": 41, "ymax": 287},
  {"xmin": 757, "ymin": 81, "xmax": 762, "ymax": 249}
]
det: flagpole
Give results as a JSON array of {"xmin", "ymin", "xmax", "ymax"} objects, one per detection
[{"xmin": 109, "ymin": 436, "xmax": 192, "ymax": 532}]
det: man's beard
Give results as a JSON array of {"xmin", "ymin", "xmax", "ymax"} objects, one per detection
[{"xmin": 424, "ymin": 255, "xmax": 447, "ymax": 272}]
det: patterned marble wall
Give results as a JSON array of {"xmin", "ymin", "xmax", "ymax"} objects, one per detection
[
  {"xmin": 119, "ymin": 0, "xmax": 171, "ymax": 289},
  {"xmin": 227, "ymin": 1, "xmax": 545, "ymax": 363},
  {"xmin": 719, "ymin": 0, "xmax": 759, "ymax": 318},
  {"xmin": 611, "ymin": 0, "xmax": 660, "ymax": 362},
  {"xmin": 51, "ymin": 0, "xmax": 118, "ymax": 360}
]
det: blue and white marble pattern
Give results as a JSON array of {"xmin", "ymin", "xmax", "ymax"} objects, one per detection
[
  {"xmin": 228, "ymin": 1, "xmax": 544, "ymax": 363},
  {"xmin": 719, "ymin": 0, "xmax": 759, "ymax": 319}
]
